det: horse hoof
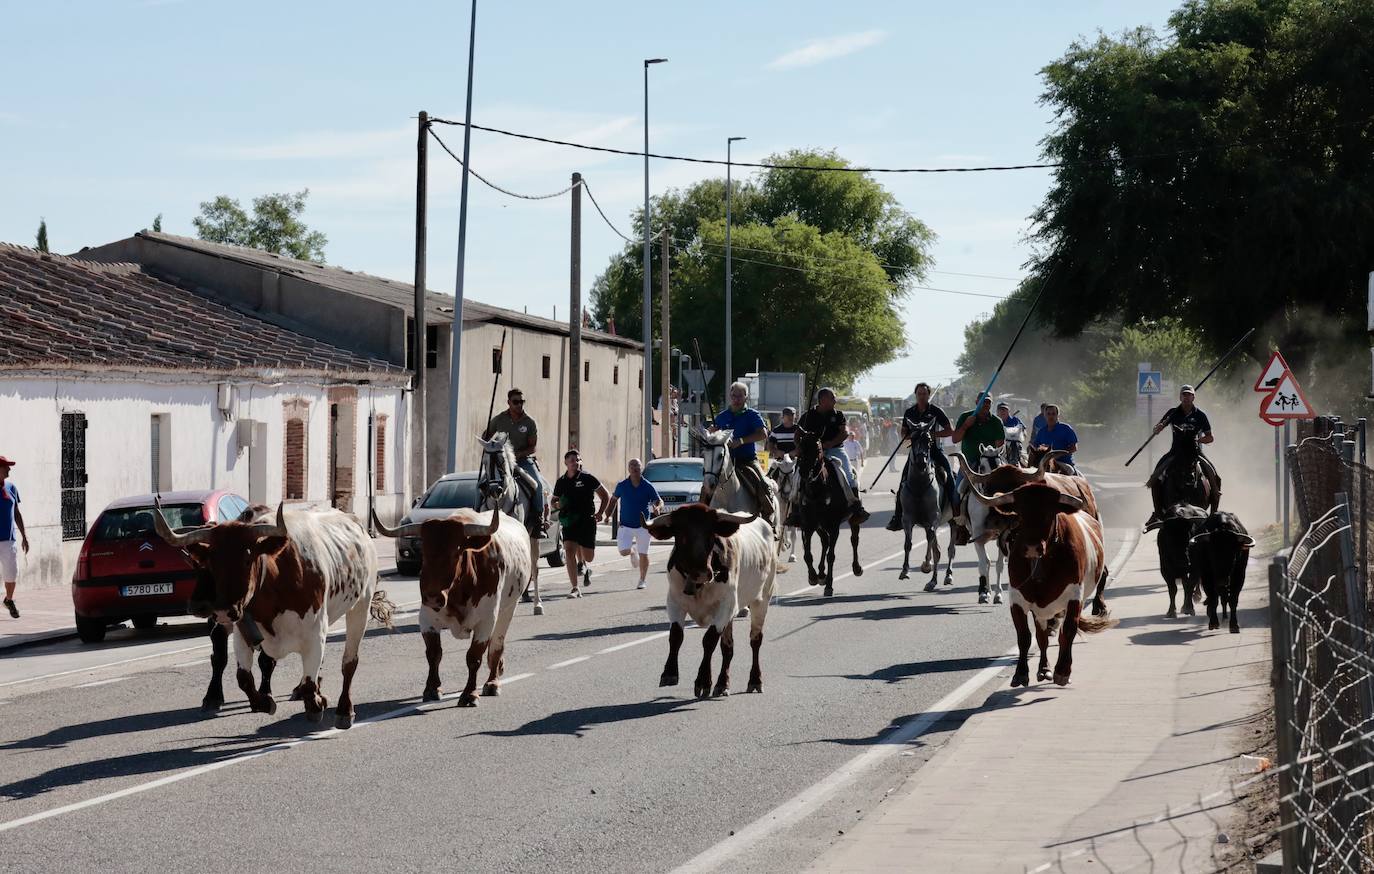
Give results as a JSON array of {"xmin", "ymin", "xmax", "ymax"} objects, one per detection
[
  {"xmin": 920, "ymin": 562, "xmax": 932, "ymax": 574},
  {"xmin": 257, "ymin": 697, "xmax": 278, "ymax": 716},
  {"xmin": 853, "ymin": 566, "xmax": 864, "ymax": 577},
  {"xmin": 533, "ymin": 604, "xmax": 545, "ymax": 616},
  {"xmin": 824, "ymin": 585, "xmax": 834, "ymax": 598},
  {"xmin": 422, "ymin": 687, "xmax": 442, "ymax": 702},
  {"xmin": 1010, "ymin": 669, "xmax": 1030, "ymax": 688},
  {"xmin": 1209, "ymin": 620, "xmax": 1220, "ymax": 631},
  {"xmin": 712, "ymin": 685, "xmax": 729, "ymax": 698},
  {"xmin": 1053, "ymin": 673, "xmax": 1070, "ymax": 687},
  {"xmin": 746, "ymin": 681, "xmax": 763, "ymax": 694},
  {"xmin": 335, "ymin": 712, "xmax": 354, "ymax": 730},
  {"xmin": 694, "ymin": 682, "xmax": 711, "ymax": 700},
  {"xmin": 482, "ymin": 682, "xmax": 500, "ymax": 697},
  {"xmin": 1229, "ymin": 623, "xmax": 1240, "ymax": 634},
  {"xmin": 923, "ymin": 579, "xmax": 938, "ymax": 593},
  {"xmin": 304, "ymin": 707, "xmax": 324, "ymax": 724},
  {"xmin": 201, "ymin": 698, "xmax": 224, "ymax": 714},
  {"xmin": 659, "ymin": 673, "xmax": 678, "ymax": 687},
  {"xmin": 898, "ymin": 570, "xmax": 909, "ymax": 581},
  {"xmin": 788, "ymin": 555, "xmax": 796, "ymax": 563},
  {"xmin": 978, "ymin": 592, "xmax": 989, "ymax": 605},
  {"xmin": 993, "ymin": 593, "xmax": 1003, "ymax": 605},
  {"xmin": 457, "ymin": 692, "xmax": 479, "ymax": 708},
  {"xmin": 1182, "ymin": 603, "xmax": 1194, "ymax": 616},
  {"xmin": 1038, "ymin": 668, "xmax": 1052, "ymax": 682},
  {"xmin": 1166, "ymin": 606, "xmax": 1177, "ymax": 618},
  {"xmin": 943, "ymin": 576, "xmax": 953, "ymax": 587}
]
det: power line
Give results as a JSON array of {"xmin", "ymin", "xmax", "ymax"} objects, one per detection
[
  {"xmin": 580, "ymin": 178, "xmax": 634, "ymax": 244},
  {"xmin": 429, "ymin": 128, "xmax": 579, "ymax": 200},
  {"xmin": 428, "ymin": 116, "xmax": 1368, "ymax": 175}
]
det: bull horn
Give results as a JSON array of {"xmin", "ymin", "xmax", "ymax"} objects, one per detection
[
  {"xmin": 1143, "ymin": 518, "xmax": 1165, "ymax": 533},
  {"xmin": 1237, "ymin": 534, "xmax": 1255, "ymax": 548},
  {"xmin": 152, "ymin": 497, "xmax": 215, "ymax": 548},
  {"xmin": 462, "ymin": 508, "xmax": 500, "ymax": 539},
  {"xmin": 249, "ymin": 502, "xmax": 289, "ymax": 539},
  {"xmin": 370, "ymin": 506, "xmax": 424, "ymax": 539},
  {"xmin": 715, "ymin": 510, "xmax": 759, "ymax": 526},
  {"xmin": 953, "ymin": 452, "xmax": 991, "ymax": 484},
  {"xmin": 968, "ymin": 483, "xmax": 1014, "ymax": 508},
  {"xmin": 1188, "ymin": 533, "xmax": 1212, "ymax": 545},
  {"xmin": 1058, "ymin": 493, "xmax": 1084, "ymax": 511}
]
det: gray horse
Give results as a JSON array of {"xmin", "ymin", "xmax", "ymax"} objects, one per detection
[{"xmin": 898, "ymin": 420, "xmax": 957, "ymax": 591}]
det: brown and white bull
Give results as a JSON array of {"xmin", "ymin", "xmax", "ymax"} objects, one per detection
[
  {"xmin": 154, "ymin": 501, "xmax": 393, "ymax": 729},
  {"xmin": 969, "ymin": 482, "xmax": 1117, "ymax": 687},
  {"xmin": 647, "ymin": 504, "xmax": 777, "ymax": 698},
  {"xmin": 373, "ymin": 507, "xmax": 530, "ymax": 706}
]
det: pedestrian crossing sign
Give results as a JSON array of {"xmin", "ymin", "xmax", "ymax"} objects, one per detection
[{"xmin": 1137, "ymin": 371, "xmax": 1162, "ymax": 395}]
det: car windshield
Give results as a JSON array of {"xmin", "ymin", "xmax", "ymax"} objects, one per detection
[
  {"xmin": 422, "ymin": 479, "xmax": 480, "ymax": 509},
  {"xmin": 95, "ymin": 504, "xmax": 204, "ymax": 541},
  {"xmin": 643, "ymin": 462, "xmax": 703, "ymax": 483}
]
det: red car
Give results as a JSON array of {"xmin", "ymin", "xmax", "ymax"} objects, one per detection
[{"xmin": 71, "ymin": 489, "xmax": 251, "ymax": 643}]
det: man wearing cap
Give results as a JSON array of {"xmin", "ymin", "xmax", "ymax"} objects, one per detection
[
  {"xmin": 0, "ymin": 456, "xmax": 29, "ymax": 619},
  {"xmin": 484, "ymin": 387, "xmax": 546, "ymax": 536},
  {"xmin": 951, "ymin": 396, "xmax": 1006, "ymax": 530},
  {"xmin": 711, "ymin": 381, "xmax": 774, "ymax": 524},
  {"xmin": 767, "ymin": 407, "xmax": 799, "ymax": 458},
  {"xmin": 1146, "ymin": 385, "xmax": 1221, "ymax": 523},
  {"xmin": 996, "ymin": 402, "xmax": 1023, "ymax": 430}
]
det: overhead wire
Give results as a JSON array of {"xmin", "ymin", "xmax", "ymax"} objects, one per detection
[{"xmin": 428, "ymin": 128, "xmax": 578, "ymax": 200}]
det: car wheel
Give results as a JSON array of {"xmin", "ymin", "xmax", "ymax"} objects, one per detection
[
  {"xmin": 396, "ymin": 561, "xmax": 421, "ymax": 577},
  {"xmin": 132, "ymin": 614, "xmax": 158, "ymax": 631},
  {"xmin": 76, "ymin": 615, "xmax": 107, "ymax": 644}
]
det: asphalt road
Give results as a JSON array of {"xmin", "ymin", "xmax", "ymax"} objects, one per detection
[{"xmin": 0, "ymin": 466, "xmax": 1149, "ymax": 874}]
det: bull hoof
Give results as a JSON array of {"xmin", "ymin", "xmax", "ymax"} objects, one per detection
[
  {"xmin": 712, "ymin": 684, "xmax": 729, "ymax": 698},
  {"xmin": 1166, "ymin": 605, "xmax": 1177, "ymax": 618},
  {"xmin": 694, "ymin": 681, "xmax": 711, "ymax": 699},
  {"xmin": 1053, "ymin": 672, "xmax": 1070, "ymax": 687},
  {"xmin": 923, "ymin": 579, "xmax": 938, "ymax": 593},
  {"xmin": 482, "ymin": 682, "xmax": 500, "ymax": 697},
  {"xmin": 853, "ymin": 565, "xmax": 864, "ymax": 577},
  {"xmin": 659, "ymin": 673, "xmax": 678, "ymax": 687},
  {"xmin": 457, "ymin": 692, "xmax": 479, "ymax": 708},
  {"xmin": 1038, "ymin": 666, "xmax": 1052, "ymax": 682},
  {"xmin": 289, "ymin": 686, "xmax": 306, "ymax": 702},
  {"xmin": 201, "ymin": 697, "xmax": 224, "ymax": 714},
  {"xmin": 1208, "ymin": 619, "xmax": 1220, "ymax": 631},
  {"xmin": 1092, "ymin": 601, "xmax": 1107, "ymax": 617},
  {"xmin": 422, "ymin": 687, "xmax": 442, "ymax": 702},
  {"xmin": 335, "ymin": 711, "xmax": 354, "ymax": 730},
  {"xmin": 252, "ymin": 697, "xmax": 277, "ymax": 715},
  {"xmin": 746, "ymin": 679, "xmax": 763, "ymax": 694},
  {"xmin": 920, "ymin": 561, "xmax": 932, "ymax": 574},
  {"xmin": 808, "ymin": 573, "xmax": 820, "ymax": 586},
  {"xmin": 304, "ymin": 707, "xmax": 324, "ymax": 724},
  {"xmin": 1229, "ymin": 622, "xmax": 1240, "ymax": 634},
  {"xmin": 898, "ymin": 570, "xmax": 909, "ymax": 581},
  {"xmin": 1010, "ymin": 667, "xmax": 1030, "ymax": 687},
  {"xmin": 787, "ymin": 554, "xmax": 797, "ymax": 563},
  {"xmin": 533, "ymin": 604, "xmax": 545, "ymax": 616},
  {"xmin": 521, "ymin": 591, "xmax": 533, "ymax": 603},
  {"xmin": 824, "ymin": 585, "xmax": 834, "ymax": 598}
]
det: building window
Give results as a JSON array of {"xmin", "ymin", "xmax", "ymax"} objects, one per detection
[
  {"xmin": 284, "ymin": 418, "xmax": 307, "ymax": 501},
  {"xmin": 492, "ymin": 346, "xmax": 503, "ymax": 374},
  {"xmin": 150, "ymin": 414, "xmax": 170, "ymax": 493},
  {"xmin": 61, "ymin": 412, "xmax": 87, "ymax": 540},
  {"xmin": 613, "ymin": 365, "xmax": 619, "ymax": 385},
  {"xmin": 542, "ymin": 355, "xmax": 551, "ymax": 379},
  {"xmin": 375, "ymin": 415, "xmax": 388, "ymax": 492},
  {"xmin": 638, "ymin": 369, "xmax": 643, "ymax": 390},
  {"xmin": 406, "ymin": 322, "xmax": 441, "ymax": 370},
  {"xmin": 583, "ymin": 361, "xmax": 590, "ymax": 382}
]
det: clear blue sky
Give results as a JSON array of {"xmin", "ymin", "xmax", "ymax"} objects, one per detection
[{"xmin": 2, "ymin": 0, "xmax": 1181, "ymax": 397}]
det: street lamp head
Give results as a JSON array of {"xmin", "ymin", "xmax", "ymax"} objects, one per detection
[
  {"xmin": 645, "ymin": 58, "xmax": 668, "ymax": 66},
  {"xmin": 728, "ymin": 136, "xmax": 747, "ymax": 143}
]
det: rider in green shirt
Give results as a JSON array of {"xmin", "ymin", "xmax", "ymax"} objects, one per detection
[{"xmin": 950, "ymin": 396, "xmax": 1005, "ymax": 526}]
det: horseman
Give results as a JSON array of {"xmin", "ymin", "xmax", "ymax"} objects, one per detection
[
  {"xmin": 996, "ymin": 401, "xmax": 1022, "ymax": 430},
  {"xmin": 1032, "ymin": 403, "xmax": 1080, "ymax": 476},
  {"xmin": 767, "ymin": 406, "xmax": 799, "ymax": 459},
  {"xmin": 710, "ymin": 381, "xmax": 774, "ymax": 524},
  {"xmin": 796, "ymin": 388, "xmax": 871, "ymax": 524},
  {"xmin": 951, "ymin": 395, "xmax": 1006, "ymax": 531},
  {"xmin": 1146, "ymin": 384, "xmax": 1222, "ymax": 524},
  {"xmin": 886, "ymin": 382, "xmax": 955, "ymax": 532},
  {"xmin": 482, "ymin": 387, "xmax": 547, "ymax": 536}
]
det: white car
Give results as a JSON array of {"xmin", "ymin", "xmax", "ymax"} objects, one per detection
[
  {"xmin": 392, "ymin": 471, "xmax": 562, "ymax": 576},
  {"xmin": 641, "ymin": 458, "xmax": 705, "ymax": 519}
]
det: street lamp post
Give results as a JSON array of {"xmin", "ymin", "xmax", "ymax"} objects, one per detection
[
  {"xmin": 725, "ymin": 135, "xmax": 745, "ymax": 388},
  {"xmin": 445, "ymin": 0, "xmax": 478, "ymax": 474},
  {"xmin": 642, "ymin": 57, "xmax": 668, "ymax": 461}
]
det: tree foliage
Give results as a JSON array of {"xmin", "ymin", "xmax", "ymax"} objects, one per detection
[
  {"xmin": 152, "ymin": 213, "xmax": 162, "ymax": 233},
  {"xmin": 590, "ymin": 150, "xmax": 934, "ymax": 396},
  {"xmin": 35, "ymin": 219, "xmax": 48, "ymax": 253},
  {"xmin": 1024, "ymin": 0, "xmax": 1374, "ymax": 376},
  {"xmin": 192, "ymin": 189, "xmax": 327, "ymax": 263}
]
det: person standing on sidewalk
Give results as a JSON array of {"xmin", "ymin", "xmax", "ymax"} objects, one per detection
[
  {"xmin": 604, "ymin": 458, "xmax": 664, "ymax": 590},
  {"xmin": 0, "ymin": 456, "xmax": 29, "ymax": 618},
  {"xmin": 551, "ymin": 450, "xmax": 609, "ymax": 598},
  {"xmin": 843, "ymin": 427, "xmax": 865, "ymax": 492}
]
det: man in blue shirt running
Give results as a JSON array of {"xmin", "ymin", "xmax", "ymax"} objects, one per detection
[
  {"xmin": 1034, "ymin": 403, "xmax": 1080, "ymax": 474},
  {"xmin": 711, "ymin": 381, "xmax": 774, "ymax": 524},
  {"xmin": 605, "ymin": 458, "xmax": 664, "ymax": 590}
]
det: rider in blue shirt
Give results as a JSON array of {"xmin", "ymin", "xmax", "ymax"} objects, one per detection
[
  {"xmin": 996, "ymin": 402, "xmax": 1022, "ymax": 430},
  {"xmin": 1034, "ymin": 403, "xmax": 1079, "ymax": 471},
  {"xmin": 1029, "ymin": 403, "xmax": 1048, "ymax": 446},
  {"xmin": 710, "ymin": 381, "xmax": 773, "ymax": 523}
]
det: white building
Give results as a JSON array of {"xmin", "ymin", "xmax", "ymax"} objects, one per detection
[{"xmin": 0, "ymin": 244, "xmax": 409, "ymax": 592}]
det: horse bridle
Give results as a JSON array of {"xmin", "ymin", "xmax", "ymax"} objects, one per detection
[{"xmin": 478, "ymin": 443, "xmax": 509, "ymax": 502}]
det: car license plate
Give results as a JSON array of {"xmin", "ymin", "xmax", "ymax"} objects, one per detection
[{"xmin": 121, "ymin": 583, "xmax": 174, "ymax": 597}]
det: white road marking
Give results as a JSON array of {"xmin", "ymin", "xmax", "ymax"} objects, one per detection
[
  {"xmin": 74, "ymin": 677, "xmax": 129, "ymax": 689},
  {"xmin": 501, "ymin": 672, "xmax": 534, "ymax": 684},
  {"xmin": 546, "ymin": 655, "xmax": 591, "ymax": 670},
  {"xmin": 171, "ymin": 659, "xmax": 206, "ymax": 668},
  {"xmin": 668, "ymin": 527, "xmax": 1143, "ymax": 874},
  {"xmin": 598, "ymin": 631, "xmax": 669, "ymax": 654}
]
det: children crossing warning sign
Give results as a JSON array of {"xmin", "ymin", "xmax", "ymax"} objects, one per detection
[{"xmin": 1255, "ymin": 350, "xmax": 1317, "ymax": 425}]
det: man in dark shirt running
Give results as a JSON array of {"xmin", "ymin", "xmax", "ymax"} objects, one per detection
[
  {"xmin": 551, "ymin": 449, "xmax": 609, "ymax": 596},
  {"xmin": 887, "ymin": 383, "xmax": 956, "ymax": 531},
  {"xmin": 1146, "ymin": 385, "xmax": 1222, "ymax": 522}
]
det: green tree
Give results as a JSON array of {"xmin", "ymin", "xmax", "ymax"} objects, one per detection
[
  {"xmin": 1025, "ymin": 0, "xmax": 1374, "ymax": 378},
  {"xmin": 192, "ymin": 189, "xmax": 327, "ymax": 263},
  {"xmin": 591, "ymin": 150, "xmax": 934, "ymax": 396},
  {"xmin": 35, "ymin": 219, "xmax": 48, "ymax": 253},
  {"xmin": 152, "ymin": 213, "xmax": 162, "ymax": 233}
]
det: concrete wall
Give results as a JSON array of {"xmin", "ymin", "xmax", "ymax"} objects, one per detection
[{"xmin": 0, "ymin": 373, "xmax": 407, "ymax": 592}]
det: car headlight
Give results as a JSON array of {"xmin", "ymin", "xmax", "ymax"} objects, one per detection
[{"xmin": 689, "ymin": 493, "xmax": 699, "ymax": 502}]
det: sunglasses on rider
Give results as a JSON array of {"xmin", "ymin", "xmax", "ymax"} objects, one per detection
[{"xmin": 510, "ymin": 398, "xmax": 525, "ymax": 405}]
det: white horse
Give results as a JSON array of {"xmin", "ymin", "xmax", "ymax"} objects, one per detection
[
  {"xmin": 1003, "ymin": 422, "xmax": 1028, "ymax": 467},
  {"xmin": 694, "ymin": 426, "xmax": 780, "ymax": 525},
  {"xmin": 767, "ymin": 454, "xmax": 801, "ymax": 563},
  {"xmin": 477, "ymin": 432, "xmax": 548, "ymax": 615}
]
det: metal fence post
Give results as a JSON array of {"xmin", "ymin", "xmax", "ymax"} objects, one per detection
[{"xmin": 1269, "ymin": 553, "xmax": 1300, "ymax": 874}]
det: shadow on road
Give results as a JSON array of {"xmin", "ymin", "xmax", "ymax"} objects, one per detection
[
  {"xmin": 799, "ymin": 654, "xmax": 1006, "ymax": 685},
  {"xmin": 807, "ymin": 689, "xmax": 1054, "ymax": 750},
  {"xmin": 466, "ymin": 695, "xmax": 699, "ymax": 740},
  {"xmin": 525, "ymin": 621, "xmax": 665, "ymax": 643}
]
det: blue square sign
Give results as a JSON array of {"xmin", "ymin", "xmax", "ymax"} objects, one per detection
[{"xmin": 1138, "ymin": 371, "xmax": 1163, "ymax": 395}]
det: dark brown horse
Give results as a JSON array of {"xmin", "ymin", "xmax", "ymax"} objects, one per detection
[{"xmin": 795, "ymin": 427, "xmax": 862, "ymax": 597}]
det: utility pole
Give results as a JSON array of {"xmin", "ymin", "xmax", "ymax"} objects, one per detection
[
  {"xmin": 446, "ymin": 0, "xmax": 478, "ymax": 474},
  {"xmin": 660, "ymin": 228, "xmax": 671, "ymax": 460},
  {"xmin": 569, "ymin": 171, "xmax": 582, "ymax": 451},
  {"xmin": 411, "ymin": 110, "xmax": 429, "ymax": 499}
]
